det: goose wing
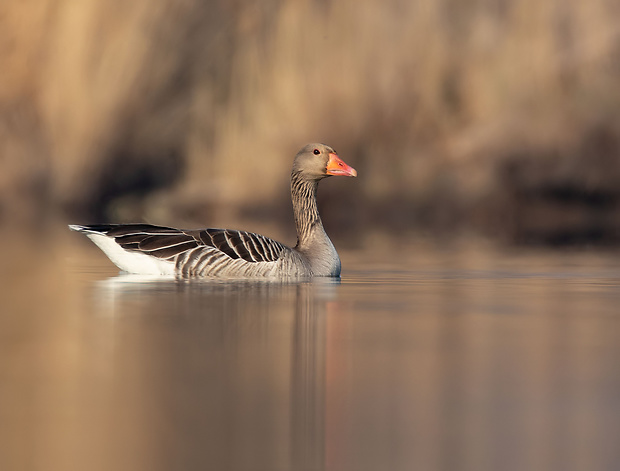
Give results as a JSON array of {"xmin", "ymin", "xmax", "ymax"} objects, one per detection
[{"xmin": 71, "ymin": 224, "xmax": 288, "ymax": 276}]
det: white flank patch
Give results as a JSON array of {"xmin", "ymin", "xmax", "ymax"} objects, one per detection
[{"xmin": 85, "ymin": 233, "xmax": 176, "ymax": 275}]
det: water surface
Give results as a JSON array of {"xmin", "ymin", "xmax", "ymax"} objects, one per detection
[{"xmin": 2, "ymin": 231, "xmax": 620, "ymax": 471}]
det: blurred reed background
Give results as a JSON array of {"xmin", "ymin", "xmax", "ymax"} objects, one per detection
[{"xmin": 1, "ymin": 0, "xmax": 620, "ymax": 245}]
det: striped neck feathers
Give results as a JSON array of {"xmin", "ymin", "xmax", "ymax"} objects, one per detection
[{"xmin": 291, "ymin": 171, "xmax": 324, "ymax": 249}]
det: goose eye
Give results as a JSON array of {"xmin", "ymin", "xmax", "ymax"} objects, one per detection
[{"xmin": 313, "ymin": 149, "xmax": 320, "ymax": 155}]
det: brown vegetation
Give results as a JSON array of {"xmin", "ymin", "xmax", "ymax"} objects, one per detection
[{"xmin": 1, "ymin": 0, "xmax": 620, "ymax": 245}]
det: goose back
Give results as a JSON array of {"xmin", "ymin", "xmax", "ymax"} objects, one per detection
[{"xmin": 71, "ymin": 224, "xmax": 313, "ymax": 278}]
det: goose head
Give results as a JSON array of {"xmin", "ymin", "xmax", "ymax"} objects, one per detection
[{"xmin": 292, "ymin": 143, "xmax": 357, "ymax": 181}]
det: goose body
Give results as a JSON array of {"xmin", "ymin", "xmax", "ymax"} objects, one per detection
[{"xmin": 70, "ymin": 144, "xmax": 357, "ymax": 278}]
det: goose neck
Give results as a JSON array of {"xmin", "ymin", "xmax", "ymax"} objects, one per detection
[{"xmin": 291, "ymin": 172, "xmax": 322, "ymax": 248}]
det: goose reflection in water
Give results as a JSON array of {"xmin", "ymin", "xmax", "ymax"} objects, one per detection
[{"xmin": 86, "ymin": 275, "xmax": 339, "ymax": 470}]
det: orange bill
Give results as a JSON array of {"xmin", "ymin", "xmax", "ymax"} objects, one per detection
[{"xmin": 326, "ymin": 153, "xmax": 357, "ymax": 177}]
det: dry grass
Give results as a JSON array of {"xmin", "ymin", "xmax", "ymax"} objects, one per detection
[{"xmin": 1, "ymin": 0, "xmax": 620, "ymax": 243}]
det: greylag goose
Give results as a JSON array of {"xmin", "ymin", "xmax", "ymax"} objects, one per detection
[{"xmin": 70, "ymin": 143, "xmax": 357, "ymax": 278}]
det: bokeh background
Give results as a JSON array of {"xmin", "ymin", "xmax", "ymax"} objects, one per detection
[
  {"xmin": 3, "ymin": 3, "xmax": 620, "ymax": 471},
  {"xmin": 2, "ymin": 0, "xmax": 620, "ymax": 244}
]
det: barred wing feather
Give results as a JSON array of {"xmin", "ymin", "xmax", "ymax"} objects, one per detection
[{"xmin": 197, "ymin": 228, "xmax": 286, "ymax": 263}]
